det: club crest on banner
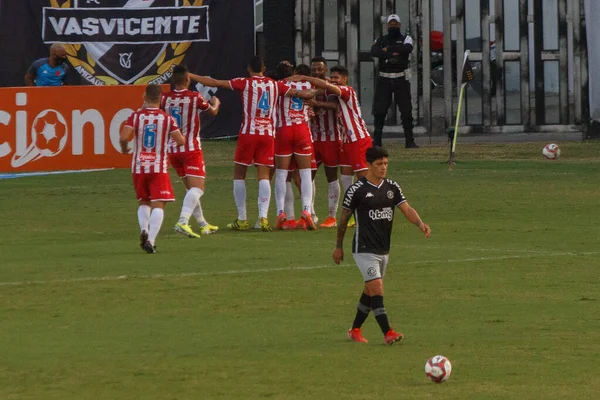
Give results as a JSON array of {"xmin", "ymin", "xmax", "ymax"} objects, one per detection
[{"xmin": 43, "ymin": 0, "xmax": 208, "ymax": 85}]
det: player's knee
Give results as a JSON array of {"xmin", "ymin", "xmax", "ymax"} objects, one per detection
[{"xmin": 365, "ymin": 278, "xmax": 383, "ymax": 296}]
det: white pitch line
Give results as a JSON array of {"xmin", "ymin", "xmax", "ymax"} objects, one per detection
[{"xmin": 0, "ymin": 251, "xmax": 597, "ymax": 288}]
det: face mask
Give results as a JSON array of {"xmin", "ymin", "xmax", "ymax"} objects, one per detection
[
  {"xmin": 388, "ymin": 27, "xmax": 401, "ymax": 37},
  {"xmin": 55, "ymin": 57, "xmax": 66, "ymax": 65}
]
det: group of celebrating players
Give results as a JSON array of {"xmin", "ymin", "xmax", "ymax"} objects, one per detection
[{"xmin": 119, "ymin": 55, "xmax": 374, "ymax": 254}]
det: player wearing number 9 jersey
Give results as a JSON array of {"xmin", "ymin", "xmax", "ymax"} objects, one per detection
[
  {"xmin": 120, "ymin": 84, "xmax": 186, "ymax": 254},
  {"xmin": 161, "ymin": 65, "xmax": 221, "ymax": 239},
  {"xmin": 189, "ymin": 56, "xmax": 318, "ymax": 232},
  {"xmin": 273, "ymin": 62, "xmax": 317, "ymax": 231}
]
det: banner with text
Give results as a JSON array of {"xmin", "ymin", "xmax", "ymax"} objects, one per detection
[
  {"xmin": 0, "ymin": 85, "xmax": 159, "ymax": 172},
  {"xmin": 0, "ymin": 0, "xmax": 254, "ymax": 138}
]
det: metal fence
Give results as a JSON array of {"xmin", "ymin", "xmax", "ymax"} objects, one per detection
[{"xmin": 293, "ymin": 0, "xmax": 588, "ymax": 136}]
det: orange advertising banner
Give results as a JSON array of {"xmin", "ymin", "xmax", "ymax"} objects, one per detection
[{"xmin": 0, "ymin": 85, "xmax": 162, "ymax": 173}]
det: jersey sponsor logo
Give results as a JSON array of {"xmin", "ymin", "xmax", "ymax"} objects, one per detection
[
  {"xmin": 42, "ymin": 0, "xmax": 208, "ymax": 85},
  {"xmin": 369, "ymin": 207, "xmax": 393, "ymax": 221},
  {"xmin": 342, "ymin": 180, "xmax": 363, "ymax": 207}
]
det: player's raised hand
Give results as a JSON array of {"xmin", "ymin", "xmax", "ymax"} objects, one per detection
[{"xmin": 332, "ymin": 248, "xmax": 344, "ymax": 264}]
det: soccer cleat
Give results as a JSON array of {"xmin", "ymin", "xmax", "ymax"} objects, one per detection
[
  {"xmin": 139, "ymin": 230, "xmax": 148, "ymax": 250},
  {"xmin": 200, "ymin": 223, "xmax": 219, "ymax": 235},
  {"xmin": 319, "ymin": 216, "xmax": 337, "ymax": 228},
  {"xmin": 227, "ymin": 219, "xmax": 250, "ymax": 231},
  {"xmin": 259, "ymin": 218, "xmax": 272, "ymax": 232},
  {"xmin": 253, "ymin": 220, "xmax": 261, "ymax": 230},
  {"xmin": 348, "ymin": 214, "xmax": 356, "ymax": 228},
  {"xmin": 275, "ymin": 212, "xmax": 287, "ymax": 230},
  {"xmin": 296, "ymin": 217, "xmax": 307, "ymax": 230},
  {"xmin": 301, "ymin": 210, "xmax": 317, "ymax": 230},
  {"xmin": 384, "ymin": 329, "xmax": 404, "ymax": 345},
  {"xmin": 143, "ymin": 240, "xmax": 157, "ymax": 254},
  {"xmin": 282, "ymin": 219, "xmax": 298, "ymax": 230},
  {"xmin": 174, "ymin": 223, "xmax": 201, "ymax": 238},
  {"xmin": 312, "ymin": 214, "xmax": 319, "ymax": 225},
  {"xmin": 347, "ymin": 328, "xmax": 368, "ymax": 343}
]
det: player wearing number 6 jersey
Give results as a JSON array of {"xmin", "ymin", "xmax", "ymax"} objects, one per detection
[
  {"xmin": 120, "ymin": 84, "xmax": 186, "ymax": 254},
  {"xmin": 189, "ymin": 56, "xmax": 318, "ymax": 232},
  {"xmin": 161, "ymin": 65, "xmax": 220, "ymax": 239}
]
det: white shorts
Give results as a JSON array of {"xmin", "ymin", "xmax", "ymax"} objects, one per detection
[{"xmin": 353, "ymin": 253, "xmax": 390, "ymax": 282}]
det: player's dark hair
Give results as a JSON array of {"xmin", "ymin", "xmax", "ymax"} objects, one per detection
[
  {"xmin": 264, "ymin": 70, "xmax": 277, "ymax": 79},
  {"xmin": 172, "ymin": 64, "xmax": 188, "ymax": 86},
  {"xmin": 366, "ymin": 146, "xmax": 389, "ymax": 163},
  {"xmin": 247, "ymin": 55, "xmax": 265, "ymax": 73},
  {"xmin": 330, "ymin": 65, "xmax": 349, "ymax": 77},
  {"xmin": 294, "ymin": 64, "xmax": 311, "ymax": 77},
  {"xmin": 311, "ymin": 56, "xmax": 327, "ymax": 65},
  {"xmin": 145, "ymin": 84, "xmax": 163, "ymax": 102},
  {"xmin": 276, "ymin": 61, "xmax": 294, "ymax": 80}
]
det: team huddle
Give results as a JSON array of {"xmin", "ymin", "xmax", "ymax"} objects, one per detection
[
  {"xmin": 119, "ymin": 55, "xmax": 374, "ymax": 252},
  {"xmin": 118, "ymin": 55, "xmax": 432, "ymax": 345}
]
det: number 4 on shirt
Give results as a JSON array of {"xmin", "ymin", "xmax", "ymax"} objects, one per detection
[{"xmin": 257, "ymin": 91, "xmax": 270, "ymax": 111}]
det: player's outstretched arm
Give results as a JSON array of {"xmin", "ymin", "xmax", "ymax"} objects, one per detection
[
  {"xmin": 308, "ymin": 98, "xmax": 339, "ymax": 111},
  {"xmin": 206, "ymin": 96, "xmax": 221, "ymax": 116},
  {"xmin": 170, "ymin": 129, "xmax": 186, "ymax": 146},
  {"xmin": 333, "ymin": 208, "xmax": 353, "ymax": 264},
  {"xmin": 288, "ymin": 75, "xmax": 342, "ymax": 97},
  {"xmin": 119, "ymin": 126, "xmax": 134, "ymax": 154},
  {"xmin": 188, "ymin": 73, "xmax": 232, "ymax": 90},
  {"xmin": 286, "ymin": 88, "xmax": 319, "ymax": 100},
  {"xmin": 398, "ymin": 202, "xmax": 431, "ymax": 238}
]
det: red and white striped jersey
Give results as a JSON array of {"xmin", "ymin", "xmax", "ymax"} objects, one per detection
[
  {"xmin": 125, "ymin": 108, "xmax": 180, "ymax": 174},
  {"xmin": 229, "ymin": 76, "xmax": 290, "ymax": 137},
  {"xmin": 310, "ymin": 94, "xmax": 341, "ymax": 142},
  {"xmin": 160, "ymin": 89, "xmax": 210, "ymax": 153},
  {"xmin": 326, "ymin": 85, "xmax": 371, "ymax": 143},
  {"xmin": 276, "ymin": 80, "xmax": 313, "ymax": 127}
]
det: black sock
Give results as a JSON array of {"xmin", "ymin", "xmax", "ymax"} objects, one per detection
[
  {"xmin": 371, "ymin": 295, "xmax": 391, "ymax": 334},
  {"xmin": 352, "ymin": 292, "xmax": 371, "ymax": 329}
]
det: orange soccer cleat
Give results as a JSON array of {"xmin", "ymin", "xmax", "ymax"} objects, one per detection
[
  {"xmin": 301, "ymin": 210, "xmax": 317, "ymax": 231},
  {"xmin": 296, "ymin": 217, "xmax": 307, "ymax": 230},
  {"xmin": 319, "ymin": 216, "xmax": 337, "ymax": 228},
  {"xmin": 347, "ymin": 328, "xmax": 368, "ymax": 343},
  {"xmin": 282, "ymin": 219, "xmax": 298, "ymax": 230},
  {"xmin": 276, "ymin": 212, "xmax": 287, "ymax": 230},
  {"xmin": 384, "ymin": 329, "xmax": 404, "ymax": 345}
]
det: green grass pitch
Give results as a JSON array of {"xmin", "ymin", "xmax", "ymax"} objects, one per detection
[{"xmin": 1, "ymin": 140, "xmax": 599, "ymax": 399}]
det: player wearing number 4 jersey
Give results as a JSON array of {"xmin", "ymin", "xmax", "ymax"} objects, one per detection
[
  {"xmin": 190, "ymin": 56, "xmax": 318, "ymax": 232},
  {"xmin": 161, "ymin": 65, "xmax": 220, "ymax": 239},
  {"xmin": 333, "ymin": 147, "xmax": 431, "ymax": 344},
  {"xmin": 120, "ymin": 84, "xmax": 186, "ymax": 254}
]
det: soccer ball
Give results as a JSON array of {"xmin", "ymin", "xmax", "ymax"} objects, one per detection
[
  {"xmin": 542, "ymin": 143, "xmax": 561, "ymax": 160},
  {"xmin": 425, "ymin": 355, "xmax": 452, "ymax": 383}
]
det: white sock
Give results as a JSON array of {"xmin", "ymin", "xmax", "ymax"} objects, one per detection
[
  {"xmin": 192, "ymin": 202, "xmax": 207, "ymax": 227},
  {"xmin": 233, "ymin": 179, "xmax": 247, "ymax": 221},
  {"xmin": 284, "ymin": 182, "xmax": 295, "ymax": 219},
  {"xmin": 328, "ymin": 180, "xmax": 340, "ymax": 218},
  {"xmin": 299, "ymin": 169, "xmax": 313, "ymax": 213},
  {"xmin": 341, "ymin": 174, "xmax": 354, "ymax": 197},
  {"xmin": 137, "ymin": 205, "xmax": 151, "ymax": 233},
  {"xmin": 148, "ymin": 208, "xmax": 164, "ymax": 245},
  {"xmin": 274, "ymin": 169, "xmax": 288, "ymax": 216},
  {"xmin": 311, "ymin": 180, "xmax": 317, "ymax": 215},
  {"xmin": 257, "ymin": 179, "xmax": 271, "ymax": 219},
  {"xmin": 179, "ymin": 187, "xmax": 203, "ymax": 225}
]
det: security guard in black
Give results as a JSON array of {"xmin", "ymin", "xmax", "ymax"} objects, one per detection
[
  {"xmin": 371, "ymin": 14, "xmax": 417, "ymax": 148},
  {"xmin": 342, "ymin": 177, "xmax": 406, "ymax": 255}
]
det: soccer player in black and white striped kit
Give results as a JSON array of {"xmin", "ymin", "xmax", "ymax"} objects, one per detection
[{"xmin": 333, "ymin": 146, "xmax": 431, "ymax": 344}]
